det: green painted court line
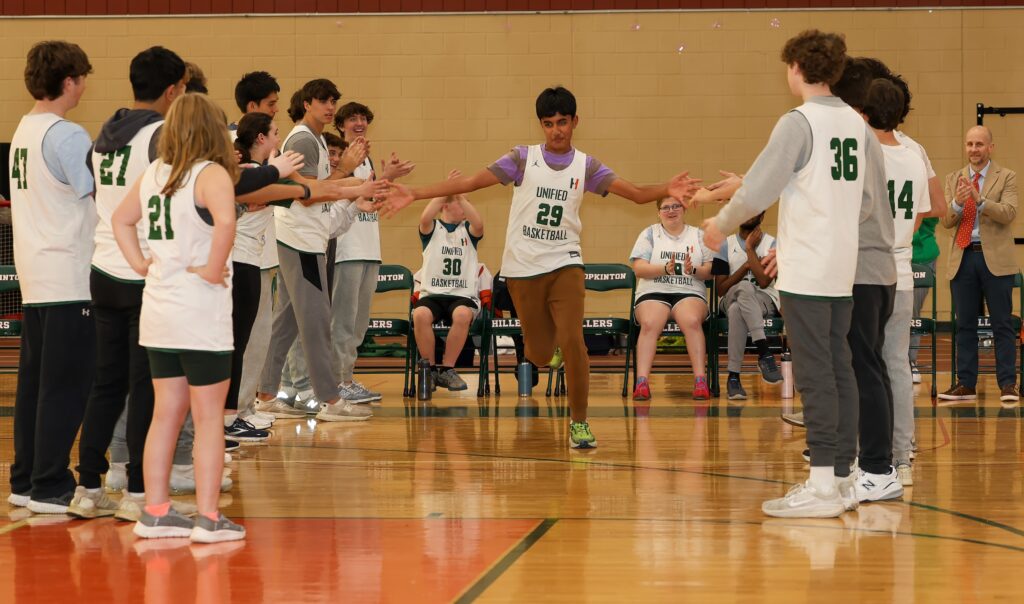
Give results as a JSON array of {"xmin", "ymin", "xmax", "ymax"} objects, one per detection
[{"xmin": 454, "ymin": 518, "xmax": 558, "ymax": 603}]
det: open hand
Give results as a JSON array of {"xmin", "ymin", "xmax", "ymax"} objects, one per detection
[
  {"xmin": 381, "ymin": 152, "xmax": 416, "ymax": 181},
  {"xmin": 701, "ymin": 217, "xmax": 726, "ymax": 250},
  {"xmin": 761, "ymin": 248, "xmax": 778, "ymax": 279},
  {"xmin": 379, "ymin": 182, "xmax": 415, "ymax": 219},
  {"xmin": 269, "ymin": 151, "xmax": 304, "ymax": 179},
  {"xmin": 187, "ymin": 263, "xmax": 230, "ymax": 287},
  {"xmin": 667, "ymin": 171, "xmax": 702, "ymax": 207},
  {"xmin": 341, "ymin": 137, "xmax": 368, "ymax": 175}
]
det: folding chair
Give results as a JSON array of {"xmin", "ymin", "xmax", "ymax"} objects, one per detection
[
  {"xmin": 364, "ymin": 264, "xmax": 415, "ymax": 397},
  {"xmin": 910, "ymin": 263, "xmax": 938, "ymax": 398},
  {"xmin": 0, "ymin": 266, "xmax": 21, "ymax": 337},
  {"xmin": 712, "ymin": 305, "xmax": 786, "ymax": 397}
]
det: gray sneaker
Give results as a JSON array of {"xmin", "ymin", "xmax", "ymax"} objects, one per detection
[
  {"xmin": 338, "ymin": 382, "xmax": 374, "ymax": 404},
  {"xmin": 781, "ymin": 411, "xmax": 805, "ymax": 428},
  {"xmin": 133, "ymin": 507, "xmax": 194, "ymax": 539},
  {"xmin": 294, "ymin": 390, "xmax": 322, "ymax": 415},
  {"xmin": 191, "ymin": 513, "xmax": 246, "ymax": 543},
  {"xmin": 68, "ymin": 485, "xmax": 119, "ymax": 519},
  {"xmin": 254, "ymin": 397, "xmax": 306, "ymax": 419},
  {"xmin": 350, "ymin": 380, "xmax": 382, "ymax": 402},
  {"xmin": 758, "ymin": 354, "xmax": 784, "ymax": 384},
  {"xmin": 727, "ymin": 376, "xmax": 747, "ymax": 400},
  {"xmin": 434, "ymin": 368, "xmax": 468, "ymax": 391},
  {"xmin": 27, "ymin": 491, "xmax": 75, "ymax": 514},
  {"xmin": 316, "ymin": 400, "xmax": 372, "ymax": 422}
]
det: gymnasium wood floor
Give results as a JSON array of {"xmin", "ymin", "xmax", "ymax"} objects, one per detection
[{"xmin": 1, "ymin": 353, "xmax": 1023, "ymax": 603}]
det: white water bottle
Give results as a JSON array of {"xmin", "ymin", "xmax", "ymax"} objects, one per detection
[{"xmin": 781, "ymin": 352, "xmax": 794, "ymax": 399}]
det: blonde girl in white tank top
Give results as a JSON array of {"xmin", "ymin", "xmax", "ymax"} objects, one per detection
[{"xmin": 112, "ymin": 94, "xmax": 245, "ymax": 543}]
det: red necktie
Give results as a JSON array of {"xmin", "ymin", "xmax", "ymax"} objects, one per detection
[{"xmin": 955, "ymin": 172, "xmax": 981, "ymax": 249}]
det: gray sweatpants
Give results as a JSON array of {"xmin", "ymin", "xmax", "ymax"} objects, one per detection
[
  {"xmin": 238, "ymin": 269, "xmax": 275, "ymax": 412},
  {"xmin": 781, "ymin": 294, "xmax": 858, "ymax": 475},
  {"xmin": 721, "ymin": 280, "xmax": 778, "ymax": 373},
  {"xmin": 259, "ymin": 245, "xmax": 337, "ymax": 402},
  {"xmin": 109, "ymin": 407, "xmax": 194, "ymax": 468},
  {"xmin": 908, "ymin": 260, "xmax": 935, "ymax": 364},
  {"xmin": 332, "ymin": 261, "xmax": 379, "ymax": 382},
  {"xmin": 280, "ymin": 338, "xmax": 311, "ymax": 392},
  {"xmin": 887, "ymin": 290, "xmax": 915, "ymax": 465}
]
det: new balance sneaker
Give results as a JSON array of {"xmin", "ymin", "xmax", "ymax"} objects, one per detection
[
  {"xmin": 254, "ymin": 397, "xmax": 306, "ymax": 419},
  {"xmin": 104, "ymin": 462, "xmax": 127, "ymax": 494},
  {"xmin": 350, "ymin": 380, "xmax": 382, "ymax": 402},
  {"xmin": 191, "ymin": 513, "xmax": 246, "ymax": 543},
  {"xmin": 568, "ymin": 421, "xmax": 597, "ymax": 449},
  {"xmin": 727, "ymin": 376, "xmax": 747, "ymax": 400},
  {"xmin": 27, "ymin": 491, "xmax": 75, "ymax": 514},
  {"xmin": 7, "ymin": 492, "xmax": 30, "ymax": 507},
  {"xmin": 854, "ymin": 467, "xmax": 903, "ymax": 502},
  {"xmin": 761, "ymin": 481, "xmax": 845, "ymax": 518},
  {"xmin": 782, "ymin": 412, "xmax": 805, "ymax": 428},
  {"xmin": 896, "ymin": 463, "xmax": 914, "ymax": 487},
  {"xmin": 224, "ymin": 417, "xmax": 269, "ymax": 442},
  {"xmin": 693, "ymin": 376, "xmax": 710, "ymax": 400},
  {"xmin": 434, "ymin": 368, "xmax": 469, "ymax": 391},
  {"xmin": 169, "ymin": 464, "xmax": 234, "ymax": 495},
  {"xmin": 338, "ymin": 382, "xmax": 375, "ymax": 404},
  {"xmin": 910, "ymin": 361, "xmax": 922, "ymax": 384},
  {"xmin": 632, "ymin": 377, "xmax": 651, "ymax": 402},
  {"xmin": 67, "ymin": 486, "xmax": 119, "ymax": 519},
  {"xmin": 117, "ymin": 493, "xmax": 198, "ymax": 523},
  {"xmin": 133, "ymin": 507, "xmax": 194, "ymax": 539},
  {"xmin": 836, "ymin": 474, "xmax": 859, "ymax": 512},
  {"xmin": 294, "ymin": 390, "xmax": 323, "ymax": 415},
  {"xmin": 316, "ymin": 400, "xmax": 372, "ymax": 422},
  {"xmin": 758, "ymin": 354, "xmax": 784, "ymax": 384}
]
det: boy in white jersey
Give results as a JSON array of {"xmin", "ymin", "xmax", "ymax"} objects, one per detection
[
  {"xmin": 711, "ymin": 212, "xmax": 783, "ymax": 401},
  {"xmin": 414, "ymin": 172, "xmax": 485, "ymax": 391},
  {"xmin": 383, "ymin": 86, "xmax": 699, "ymax": 449},
  {"xmin": 629, "ymin": 198, "xmax": 714, "ymax": 402},
  {"xmin": 846, "ymin": 77, "xmax": 928, "ymax": 504},
  {"xmin": 8, "ymin": 41, "xmax": 97, "ymax": 514},
  {"xmin": 332, "ymin": 102, "xmax": 415, "ymax": 405},
  {"xmin": 68, "ymin": 47, "xmax": 188, "ymax": 519},
  {"xmin": 700, "ymin": 31, "xmax": 887, "ymax": 517},
  {"xmin": 253, "ymin": 79, "xmax": 383, "ymax": 422}
]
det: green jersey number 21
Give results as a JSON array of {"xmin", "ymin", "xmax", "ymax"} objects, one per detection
[{"xmin": 147, "ymin": 195, "xmax": 175, "ymax": 240}]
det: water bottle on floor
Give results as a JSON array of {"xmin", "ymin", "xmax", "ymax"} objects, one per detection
[
  {"xmin": 517, "ymin": 361, "xmax": 533, "ymax": 397},
  {"xmin": 781, "ymin": 352, "xmax": 794, "ymax": 399},
  {"xmin": 417, "ymin": 358, "xmax": 432, "ymax": 401}
]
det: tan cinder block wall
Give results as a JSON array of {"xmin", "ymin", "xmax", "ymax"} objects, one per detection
[{"xmin": 2, "ymin": 10, "xmax": 1023, "ymax": 318}]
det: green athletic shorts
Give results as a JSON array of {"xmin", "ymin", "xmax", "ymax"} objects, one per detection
[{"xmin": 147, "ymin": 349, "xmax": 232, "ymax": 386}]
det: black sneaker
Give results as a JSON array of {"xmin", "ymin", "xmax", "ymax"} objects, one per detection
[
  {"xmin": 758, "ymin": 355, "xmax": 784, "ymax": 384},
  {"xmin": 224, "ymin": 439, "xmax": 240, "ymax": 452},
  {"xmin": 727, "ymin": 376, "xmax": 747, "ymax": 400},
  {"xmin": 27, "ymin": 491, "xmax": 75, "ymax": 514},
  {"xmin": 224, "ymin": 418, "xmax": 269, "ymax": 442}
]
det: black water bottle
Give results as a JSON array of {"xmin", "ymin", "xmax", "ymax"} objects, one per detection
[
  {"xmin": 417, "ymin": 358, "xmax": 432, "ymax": 401},
  {"xmin": 517, "ymin": 361, "xmax": 532, "ymax": 397}
]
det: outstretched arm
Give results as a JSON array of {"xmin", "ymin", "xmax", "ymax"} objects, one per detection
[
  {"xmin": 381, "ymin": 168, "xmax": 500, "ymax": 218},
  {"xmin": 460, "ymin": 196, "xmax": 484, "ymax": 239},
  {"xmin": 606, "ymin": 172, "xmax": 700, "ymax": 205}
]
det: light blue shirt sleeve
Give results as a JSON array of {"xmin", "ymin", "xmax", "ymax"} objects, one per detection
[
  {"xmin": 713, "ymin": 240, "xmax": 729, "ymax": 262},
  {"xmin": 629, "ymin": 227, "xmax": 654, "ymax": 262},
  {"xmin": 42, "ymin": 120, "xmax": 94, "ymax": 200}
]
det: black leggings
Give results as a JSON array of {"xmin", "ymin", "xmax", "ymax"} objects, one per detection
[{"xmin": 225, "ymin": 262, "xmax": 261, "ymax": 411}]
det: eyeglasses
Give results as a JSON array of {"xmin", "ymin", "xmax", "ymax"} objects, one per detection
[{"xmin": 659, "ymin": 204, "xmax": 684, "ymax": 213}]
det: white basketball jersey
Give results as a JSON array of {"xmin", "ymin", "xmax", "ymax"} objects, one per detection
[
  {"xmin": 420, "ymin": 220, "xmax": 479, "ymax": 300},
  {"xmin": 726, "ymin": 233, "xmax": 780, "ymax": 309},
  {"xmin": 91, "ymin": 120, "xmax": 162, "ymax": 282},
  {"xmin": 233, "ymin": 165, "xmax": 274, "ymax": 268},
  {"xmin": 335, "ymin": 157, "xmax": 382, "ymax": 263},
  {"xmin": 501, "ymin": 145, "xmax": 586, "ymax": 278},
  {"xmin": 274, "ymin": 125, "xmax": 331, "ymax": 254},
  {"xmin": 777, "ymin": 103, "xmax": 866, "ymax": 297},
  {"xmin": 634, "ymin": 224, "xmax": 709, "ymax": 301},
  {"xmin": 9, "ymin": 113, "xmax": 97, "ymax": 305},
  {"xmin": 882, "ymin": 142, "xmax": 929, "ymax": 291},
  {"xmin": 138, "ymin": 160, "xmax": 233, "ymax": 352}
]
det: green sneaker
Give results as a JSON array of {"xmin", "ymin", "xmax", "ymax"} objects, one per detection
[
  {"xmin": 549, "ymin": 348, "xmax": 564, "ymax": 370},
  {"xmin": 568, "ymin": 421, "xmax": 597, "ymax": 449}
]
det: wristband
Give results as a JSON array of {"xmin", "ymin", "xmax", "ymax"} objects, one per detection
[{"xmin": 300, "ymin": 183, "xmax": 311, "ymax": 200}]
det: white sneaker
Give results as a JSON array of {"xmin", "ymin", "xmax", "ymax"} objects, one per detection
[
  {"xmin": 169, "ymin": 464, "xmax": 234, "ymax": 495},
  {"xmin": 315, "ymin": 400, "xmax": 372, "ymax": 422},
  {"xmin": 7, "ymin": 492, "xmax": 30, "ymax": 507},
  {"xmin": 762, "ymin": 481, "xmax": 845, "ymax": 519},
  {"xmin": 854, "ymin": 467, "xmax": 903, "ymax": 502},
  {"xmin": 238, "ymin": 411, "xmax": 273, "ymax": 429},
  {"xmin": 836, "ymin": 474, "xmax": 859, "ymax": 512},
  {"xmin": 116, "ymin": 493, "xmax": 198, "ymax": 522},
  {"xmin": 254, "ymin": 397, "xmax": 306, "ymax": 419},
  {"xmin": 896, "ymin": 463, "xmax": 914, "ymax": 487},
  {"xmin": 105, "ymin": 461, "xmax": 127, "ymax": 493},
  {"xmin": 910, "ymin": 361, "xmax": 922, "ymax": 384}
]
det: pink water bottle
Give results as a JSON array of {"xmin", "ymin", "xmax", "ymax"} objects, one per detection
[{"xmin": 781, "ymin": 352, "xmax": 794, "ymax": 399}]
